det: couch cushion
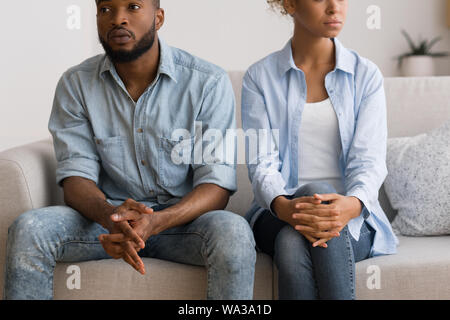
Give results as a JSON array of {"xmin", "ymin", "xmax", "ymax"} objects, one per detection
[
  {"xmin": 355, "ymin": 235, "xmax": 450, "ymax": 299},
  {"xmin": 53, "ymin": 252, "xmax": 273, "ymax": 300},
  {"xmin": 271, "ymin": 235, "xmax": 450, "ymax": 300}
]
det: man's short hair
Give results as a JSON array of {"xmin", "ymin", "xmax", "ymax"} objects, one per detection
[{"xmin": 95, "ymin": 0, "xmax": 160, "ymax": 8}]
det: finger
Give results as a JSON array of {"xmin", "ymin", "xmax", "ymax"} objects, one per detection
[
  {"xmin": 300, "ymin": 232, "xmax": 328, "ymax": 248},
  {"xmin": 100, "ymin": 233, "xmax": 127, "ymax": 243},
  {"xmin": 122, "ymin": 251, "xmax": 142, "ymax": 273},
  {"xmin": 100, "ymin": 239, "xmax": 124, "ymax": 259},
  {"xmin": 295, "ymin": 219, "xmax": 342, "ymax": 232},
  {"xmin": 301, "ymin": 232, "xmax": 318, "ymax": 243},
  {"xmin": 292, "ymin": 213, "xmax": 338, "ymax": 224},
  {"xmin": 313, "ymin": 237, "xmax": 332, "ymax": 248},
  {"xmin": 294, "ymin": 208, "xmax": 340, "ymax": 218},
  {"xmin": 294, "ymin": 202, "xmax": 338, "ymax": 212},
  {"xmin": 313, "ymin": 193, "xmax": 340, "ymax": 202},
  {"xmin": 117, "ymin": 222, "xmax": 145, "ymax": 248},
  {"xmin": 295, "ymin": 225, "xmax": 340, "ymax": 238},
  {"xmin": 293, "ymin": 196, "xmax": 322, "ymax": 205},
  {"xmin": 111, "ymin": 208, "xmax": 142, "ymax": 223},
  {"xmin": 125, "ymin": 199, "xmax": 154, "ymax": 215},
  {"xmin": 123, "ymin": 242, "xmax": 145, "ymax": 274}
]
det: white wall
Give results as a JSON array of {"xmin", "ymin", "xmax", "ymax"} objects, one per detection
[
  {"xmin": 1, "ymin": 0, "xmax": 449, "ymax": 152},
  {"xmin": 0, "ymin": 0, "xmax": 98, "ymax": 152}
]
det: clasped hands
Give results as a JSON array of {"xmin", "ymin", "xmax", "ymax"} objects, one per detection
[
  {"xmin": 274, "ymin": 193, "xmax": 362, "ymax": 248},
  {"xmin": 98, "ymin": 199, "xmax": 156, "ymax": 275}
]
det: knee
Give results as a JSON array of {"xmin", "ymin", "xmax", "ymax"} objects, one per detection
[
  {"xmin": 7, "ymin": 206, "xmax": 73, "ymax": 247},
  {"xmin": 324, "ymin": 225, "xmax": 351, "ymax": 249},
  {"xmin": 294, "ymin": 182, "xmax": 337, "ymax": 201},
  {"xmin": 274, "ymin": 225, "xmax": 309, "ymax": 266},
  {"xmin": 8, "ymin": 209, "xmax": 46, "ymax": 241},
  {"xmin": 205, "ymin": 210, "xmax": 256, "ymax": 266}
]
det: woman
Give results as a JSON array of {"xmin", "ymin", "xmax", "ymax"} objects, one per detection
[{"xmin": 241, "ymin": 0, "xmax": 398, "ymax": 299}]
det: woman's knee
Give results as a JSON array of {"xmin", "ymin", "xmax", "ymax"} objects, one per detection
[
  {"xmin": 293, "ymin": 182, "xmax": 337, "ymax": 201},
  {"xmin": 274, "ymin": 225, "xmax": 310, "ymax": 265}
]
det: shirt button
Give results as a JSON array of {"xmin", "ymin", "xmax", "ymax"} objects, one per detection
[
  {"xmin": 141, "ymin": 160, "xmax": 146, "ymax": 166},
  {"xmin": 137, "ymin": 128, "xmax": 143, "ymax": 133},
  {"xmin": 95, "ymin": 139, "xmax": 101, "ymax": 145}
]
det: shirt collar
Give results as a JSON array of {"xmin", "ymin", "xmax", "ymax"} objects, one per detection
[
  {"xmin": 99, "ymin": 37, "xmax": 177, "ymax": 83},
  {"xmin": 277, "ymin": 37, "xmax": 355, "ymax": 77}
]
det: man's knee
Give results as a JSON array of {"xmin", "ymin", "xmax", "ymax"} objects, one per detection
[
  {"xmin": 8, "ymin": 206, "xmax": 77, "ymax": 244},
  {"xmin": 204, "ymin": 210, "xmax": 256, "ymax": 265}
]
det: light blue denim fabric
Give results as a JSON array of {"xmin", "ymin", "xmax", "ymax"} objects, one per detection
[
  {"xmin": 48, "ymin": 37, "xmax": 237, "ymax": 206},
  {"xmin": 4, "ymin": 204, "xmax": 256, "ymax": 300},
  {"xmin": 242, "ymin": 37, "xmax": 398, "ymax": 257}
]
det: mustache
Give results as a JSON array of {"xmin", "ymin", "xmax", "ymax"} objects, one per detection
[{"xmin": 107, "ymin": 27, "xmax": 136, "ymax": 40}]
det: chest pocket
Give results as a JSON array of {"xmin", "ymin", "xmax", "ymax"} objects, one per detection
[
  {"xmin": 158, "ymin": 136, "xmax": 194, "ymax": 188},
  {"xmin": 94, "ymin": 136, "xmax": 128, "ymax": 188}
]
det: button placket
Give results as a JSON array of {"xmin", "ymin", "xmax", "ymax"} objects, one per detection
[{"xmin": 134, "ymin": 87, "xmax": 157, "ymax": 197}]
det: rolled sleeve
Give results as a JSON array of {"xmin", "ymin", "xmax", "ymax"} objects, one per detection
[
  {"xmin": 192, "ymin": 72, "xmax": 237, "ymax": 194},
  {"xmin": 56, "ymin": 157, "xmax": 100, "ymax": 187},
  {"xmin": 48, "ymin": 71, "xmax": 100, "ymax": 187},
  {"xmin": 344, "ymin": 65, "xmax": 388, "ymax": 219},
  {"xmin": 193, "ymin": 164, "xmax": 237, "ymax": 194}
]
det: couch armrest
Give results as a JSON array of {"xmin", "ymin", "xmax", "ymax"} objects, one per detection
[{"xmin": 0, "ymin": 138, "xmax": 63, "ymax": 297}]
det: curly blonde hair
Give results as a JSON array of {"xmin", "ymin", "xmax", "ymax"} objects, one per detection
[{"xmin": 267, "ymin": 0, "xmax": 288, "ymax": 15}]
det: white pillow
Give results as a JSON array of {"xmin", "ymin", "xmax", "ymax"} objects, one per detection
[{"xmin": 384, "ymin": 119, "xmax": 450, "ymax": 236}]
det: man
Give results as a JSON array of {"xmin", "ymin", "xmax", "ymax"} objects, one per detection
[{"xmin": 3, "ymin": 0, "xmax": 256, "ymax": 300}]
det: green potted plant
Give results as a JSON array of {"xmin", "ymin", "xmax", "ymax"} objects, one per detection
[{"xmin": 396, "ymin": 29, "xmax": 449, "ymax": 77}]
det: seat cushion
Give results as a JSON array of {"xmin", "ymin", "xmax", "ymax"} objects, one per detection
[
  {"xmin": 355, "ymin": 235, "xmax": 450, "ymax": 299},
  {"xmin": 53, "ymin": 252, "xmax": 273, "ymax": 300},
  {"xmin": 271, "ymin": 235, "xmax": 450, "ymax": 300}
]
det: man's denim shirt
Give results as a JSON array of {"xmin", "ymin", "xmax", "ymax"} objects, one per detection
[
  {"xmin": 242, "ymin": 37, "xmax": 399, "ymax": 257},
  {"xmin": 48, "ymin": 38, "xmax": 237, "ymax": 208}
]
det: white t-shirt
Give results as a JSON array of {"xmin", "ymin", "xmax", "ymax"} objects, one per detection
[{"xmin": 298, "ymin": 98, "xmax": 345, "ymax": 194}]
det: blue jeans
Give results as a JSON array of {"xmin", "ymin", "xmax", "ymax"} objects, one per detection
[
  {"xmin": 3, "ymin": 204, "xmax": 256, "ymax": 300},
  {"xmin": 253, "ymin": 182, "xmax": 375, "ymax": 300}
]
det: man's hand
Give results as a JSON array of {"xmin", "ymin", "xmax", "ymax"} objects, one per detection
[
  {"xmin": 292, "ymin": 193, "xmax": 363, "ymax": 247},
  {"xmin": 99, "ymin": 199, "xmax": 154, "ymax": 274}
]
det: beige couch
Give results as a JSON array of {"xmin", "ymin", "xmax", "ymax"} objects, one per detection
[{"xmin": 1, "ymin": 73, "xmax": 450, "ymax": 300}]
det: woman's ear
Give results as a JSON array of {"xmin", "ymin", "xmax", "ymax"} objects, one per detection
[{"xmin": 283, "ymin": 0, "xmax": 297, "ymax": 16}]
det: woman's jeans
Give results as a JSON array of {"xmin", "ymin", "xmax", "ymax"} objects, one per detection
[
  {"xmin": 3, "ymin": 204, "xmax": 256, "ymax": 300},
  {"xmin": 253, "ymin": 182, "xmax": 375, "ymax": 300}
]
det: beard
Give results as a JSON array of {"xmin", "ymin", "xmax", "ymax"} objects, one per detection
[{"xmin": 98, "ymin": 17, "xmax": 156, "ymax": 63}]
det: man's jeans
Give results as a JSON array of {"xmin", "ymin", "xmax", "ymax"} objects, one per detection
[
  {"xmin": 253, "ymin": 182, "xmax": 375, "ymax": 300},
  {"xmin": 3, "ymin": 204, "xmax": 256, "ymax": 300}
]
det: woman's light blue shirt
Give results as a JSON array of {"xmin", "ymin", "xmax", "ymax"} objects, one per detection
[{"xmin": 241, "ymin": 37, "xmax": 398, "ymax": 257}]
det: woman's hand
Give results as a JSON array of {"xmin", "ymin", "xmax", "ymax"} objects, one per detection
[
  {"xmin": 272, "ymin": 196, "xmax": 339, "ymax": 248},
  {"xmin": 293, "ymin": 193, "xmax": 363, "ymax": 247}
]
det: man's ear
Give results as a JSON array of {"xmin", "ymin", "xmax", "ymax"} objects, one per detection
[{"xmin": 155, "ymin": 8, "xmax": 165, "ymax": 31}]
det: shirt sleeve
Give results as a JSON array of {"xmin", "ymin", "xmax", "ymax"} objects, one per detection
[
  {"xmin": 48, "ymin": 71, "xmax": 101, "ymax": 187},
  {"xmin": 241, "ymin": 70, "xmax": 288, "ymax": 215},
  {"xmin": 344, "ymin": 65, "xmax": 388, "ymax": 219},
  {"xmin": 192, "ymin": 72, "xmax": 237, "ymax": 194}
]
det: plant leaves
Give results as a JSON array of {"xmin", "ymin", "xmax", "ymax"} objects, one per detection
[{"xmin": 401, "ymin": 29, "xmax": 418, "ymax": 52}]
